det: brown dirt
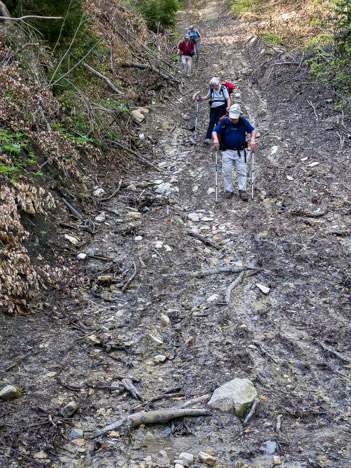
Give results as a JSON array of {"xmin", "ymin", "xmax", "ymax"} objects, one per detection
[{"xmin": 1, "ymin": 0, "xmax": 351, "ymax": 467}]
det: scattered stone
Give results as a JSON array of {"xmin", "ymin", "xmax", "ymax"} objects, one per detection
[
  {"xmin": 71, "ymin": 438, "xmax": 86, "ymax": 447},
  {"xmin": 207, "ymin": 188, "xmax": 215, "ymax": 195},
  {"xmin": 135, "ymin": 236, "xmax": 143, "ymax": 241},
  {"xmin": 256, "ymin": 283, "xmax": 270, "ymax": 295},
  {"xmin": 155, "ymin": 182, "xmax": 172, "ymax": 195},
  {"xmin": 179, "ymin": 451, "xmax": 194, "ymax": 466},
  {"xmin": 131, "ymin": 107, "xmax": 149, "ymax": 123},
  {"xmin": 208, "ymin": 378, "xmax": 258, "ymax": 416},
  {"xmin": 270, "ymin": 146, "xmax": 278, "ymax": 155},
  {"xmin": 188, "ymin": 212, "xmax": 200, "ymax": 222},
  {"xmin": 69, "ymin": 428, "xmax": 84, "ymax": 439},
  {"xmin": 95, "ymin": 211, "xmax": 106, "ymax": 223},
  {"xmin": 164, "ymin": 244, "xmax": 172, "ymax": 252},
  {"xmin": 61, "ymin": 400, "xmax": 79, "ymax": 418},
  {"xmin": 308, "ymin": 161, "xmax": 320, "ymax": 168},
  {"xmin": 154, "ymin": 354, "xmax": 167, "ymax": 363},
  {"xmin": 34, "ymin": 450, "xmax": 48, "ymax": 459},
  {"xmin": 87, "ymin": 334, "xmax": 101, "ymax": 345},
  {"xmin": 160, "ymin": 313, "xmax": 170, "ymax": 325},
  {"xmin": 207, "ymin": 293, "xmax": 219, "ymax": 303},
  {"xmin": 64, "ymin": 234, "xmax": 79, "ymax": 245},
  {"xmin": 76, "ymin": 253, "xmax": 87, "ymax": 260},
  {"xmin": 260, "ymin": 440, "xmax": 277, "ymax": 455},
  {"xmin": 273, "ymin": 455, "xmax": 282, "ymax": 465},
  {"xmin": 198, "ymin": 451, "xmax": 216, "ymax": 466},
  {"xmin": 175, "ymin": 464, "xmax": 184, "ymax": 468},
  {"xmin": 149, "ymin": 333, "xmax": 163, "ymax": 344},
  {"xmin": 0, "ymin": 385, "xmax": 22, "ymax": 400},
  {"xmin": 93, "ymin": 187, "xmax": 105, "ymax": 197},
  {"xmin": 127, "ymin": 211, "xmax": 142, "ymax": 219},
  {"xmin": 139, "ymin": 133, "xmax": 145, "ymax": 140},
  {"xmin": 155, "ymin": 241, "xmax": 164, "ymax": 249}
]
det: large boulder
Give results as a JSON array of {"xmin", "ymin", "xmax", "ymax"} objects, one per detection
[{"xmin": 208, "ymin": 378, "xmax": 257, "ymax": 416}]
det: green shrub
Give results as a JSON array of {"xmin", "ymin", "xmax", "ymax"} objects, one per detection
[
  {"xmin": 6, "ymin": 0, "xmax": 85, "ymax": 45},
  {"xmin": 134, "ymin": 0, "xmax": 181, "ymax": 31}
]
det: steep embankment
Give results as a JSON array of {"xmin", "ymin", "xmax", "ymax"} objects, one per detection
[{"xmin": 1, "ymin": 0, "xmax": 351, "ymax": 467}]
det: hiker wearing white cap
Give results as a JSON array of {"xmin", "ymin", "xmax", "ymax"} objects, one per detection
[
  {"xmin": 197, "ymin": 77, "xmax": 231, "ymax": 144},
  {"xmin": 187, "ymin": 25, "xmax": 203, "ymax": 61},
  {"xmin": 177, "ymin": 34, "xmax": 197, "ymax": 77},
  {"xmin": 212, "ymin": 104, "xmax": 256, "ymax": 201}
]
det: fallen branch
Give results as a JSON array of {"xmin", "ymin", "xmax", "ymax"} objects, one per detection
[
  {"xmin": 0, "ymin": 15, "xmax": 62, "ymax": 21},
  {"xmin": 110, "ymin": 140, "xmax": 163, "ymax": 173},
  {"xmin": 178, "ymin": 394, "xmax": 211, "ymax": 408},
  {"xmin": 187, "ymin": 230, "xmax": 220, "ymax": 250},
  {"xmin": 243, "ymin": 398, "xmax": 259, "ymax": 425},
  {"xmin": 81, "ymin": 62, "xmax": 124, "ymax": 95},
  {"xmin": 121, "ymin": 378, "xmax": 143, "ymax": 401},
  {"xmin": 62, "ymin": 197, "xmax": 83, "ymax": 220},
  {"xmin": 254, "ymin": 341, "xmax": 279, "ymax": 363},
  {"xmin": 117, "ymin": 61, "xmax": 179, "ymax": 83},
  {"xmin": 307, "ymin": 100, "xmax": 319, "ymax": 120},
  {"xmin": 93, "ymin": 408, "xmax": 211, "ymax": 437},
  {"xmin": 121, "ymin": 261, "xmax": 137, "ymax": 292},
  {"xmin": 163, "ymin": 266, "xmax": 258, "ymax": 279},
  {"xmin": 316, "ymin": 339, "xmax": 351, "ymax": 364},
  {"xmin": 100, "ymin": 179, "xmax": 123, "ymax": 202},
  {"xmin": 225, "ymin": 270, "xmax": 246, "ymax": 304}
]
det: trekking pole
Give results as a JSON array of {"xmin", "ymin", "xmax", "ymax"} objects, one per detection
[
  {"xmin": 251, "ymin": 150, "xmax": 255, "ymax": 200},
  {"xmin": 215, "ymin": 149, "xmax": 218, "ymax": 203},
  {"xmin": 195, "ymin": 100, "xmax": 199, "ymax": 140}
]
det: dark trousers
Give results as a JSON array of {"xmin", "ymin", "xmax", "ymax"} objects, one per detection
[{"xmin": 205, "ymin": 104, "xmax": 226, "ymax": 139}]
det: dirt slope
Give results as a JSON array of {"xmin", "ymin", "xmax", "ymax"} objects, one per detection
[{"xmin": 1, "ymin": 0, "xmax": 351, "ymax": 467}]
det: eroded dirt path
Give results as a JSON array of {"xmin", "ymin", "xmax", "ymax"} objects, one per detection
[{"xmin": 2, "ymin": 0, "xmax": 351, "ymax": 467}]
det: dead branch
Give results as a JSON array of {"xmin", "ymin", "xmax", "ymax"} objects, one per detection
[
  {"xmin": 81, "ymin": 62, "xmax": 124, "ymax": 95},
  {"xmin": 307, "ymin": 100, "xmax": 319, "ymax": 120},
  {"xmin": 225, "ymin": 270, "xmax": 246, "ymax": 304},
  {"xmin": 0, "ymin": 15, "xmax": 63, "ymax": 21},
  {"xmin": 121, "ymin": 261, "xmax": 137, "ymax": 292},
  {"xmin": 117, "ymin": 61, "xmax": 179, "ymax": 83},
  {"xmin": 121, "ymin": 378, "xmax": 143, "ymax": 400},
  {"xmin": 93, "ymin": 408, "xmax": 211, "ymax": 437},
  {"xmin": 178, "ymin": 394, "xmax": 211, "ymax": 408},
  {"xmin": 100, "ymin": 179, "xmax": 123, "ymax": 202},
  {"xmin": 316, "ymin": 339, "xmax": 351, "ymax": 364},
  {"xmin": 187, "ymin": 230, "xmax": 221, "ymax": 250},
  {"xmin": 110, "ymin": 140, "xmax": 163, "ymax": 173},
  {"xmin": 62, "ymin": 197, "xmax": 83, "ymax": 220},
  {"xmin": 243, "ymin": 398, "xmax": 259, "ymax": 425},
  {"xmin": 254, "ymin": 341, "xmax": 279, "ymax": 363},
  {"xmin": 163, "ymin": 266, "xmax": 259, "ymax": 279}
]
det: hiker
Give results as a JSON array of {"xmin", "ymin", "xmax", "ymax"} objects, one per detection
[
  {"xmin": 197, "ymin": 77, "xmax": 231, "ymax": 144},
  {"xmin": 212, "ymin": 104, "xmax": 256, "ymax": 201},
  {"xmin": 187, "ymin": 25, "xmax": 203, "ymax": 61},
  {"xmin": 177, "ymin": 34, "xmax": 197, "ymax": 77}
]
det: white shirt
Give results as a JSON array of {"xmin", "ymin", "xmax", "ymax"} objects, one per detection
[{"xmin": 206, "ymin": 85, "xmax": 229, "ymax": 108}]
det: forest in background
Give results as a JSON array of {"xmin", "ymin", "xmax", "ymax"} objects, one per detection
[{"xmin": 0, "ymin": 0, "xmax": 350, "ymax": 314}]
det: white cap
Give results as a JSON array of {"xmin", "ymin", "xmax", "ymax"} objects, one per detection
[{"xmin": 229, "ymin": 104, "xmax": 241, "ymax": 119}]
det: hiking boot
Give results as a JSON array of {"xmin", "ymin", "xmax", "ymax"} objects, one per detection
[
  {"xmin": 204, "ymin": 139, "xmax": 212, "ymax": 145},
  {"xmin": 239, "ymin": 190, "xmax": 249, "ymax": 201},
  {"xmin": 225, "ymin": 191, "xmax": 233, "ymax": 199}
]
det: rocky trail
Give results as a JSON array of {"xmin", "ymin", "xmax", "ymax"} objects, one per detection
[{"xmin": 1, "ymin": 0, "xmax": 351, "ymax": 467}]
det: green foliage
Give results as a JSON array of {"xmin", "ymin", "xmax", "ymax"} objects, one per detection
[
  {"xmin": 6, "ymin": 0, "xmax": 85, "ymax": 45},
  {"xmin": 260, "ymin": 31, "xmax": 283, "ymax": 45},
  {"xmin": 229, "ymin": 0, "xmax": 261, "ymax": 15},
  {"xmin": 134, "ymin": 0, "xmax": 181, "ymax": 31},
  {"xmin": 334, "ymin": 0, "xmax": 351, "ymax": 48}
]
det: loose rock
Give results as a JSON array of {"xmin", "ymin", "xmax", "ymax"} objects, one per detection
[
  {"xmin": 61, "ymin": 400, "xmax": 79, "ymax": 418},
  {"xmin": 198, "ymin": 451, "xmax": 216, "ymax": 466},
  {"xmin": 0, "ymin": 385, "xmax": 22, "ymax": 400},
  {"xmin": 208, "ymin": 378, "xmax": 258, "ymax": 416}
]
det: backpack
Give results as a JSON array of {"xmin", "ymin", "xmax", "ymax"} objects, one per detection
[
  {"xmin": 209, "ymin": 81, "xmax": 235, "ymax": 104},
  {"xmin": 217, "ymin": 116, "xmax": 248, "ymax": 151}
]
